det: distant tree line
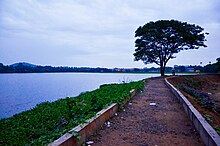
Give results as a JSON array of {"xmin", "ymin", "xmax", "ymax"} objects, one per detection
[
  {"xmin": 202, "ymin": 58, "xmax": 220, "ymax": 73},
  {"xmin": 0, "ymin": 63, "xmax": 113, "ymax": 73},
  {"xmin": 0, "ymin": 59, "xmax": 219, "ymax": 73}
]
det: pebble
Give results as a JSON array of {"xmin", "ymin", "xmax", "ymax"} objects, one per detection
[
  {"xmin": 107, "ymin": 121, "xmax": 111, "ymax": 127},
  {"xmin": 86, "ymin": 141, "xmax": 94, "ymax": 145},
  {"xmin": 150, "ymin": 103, "xmax": 156, "ymax": 106}
]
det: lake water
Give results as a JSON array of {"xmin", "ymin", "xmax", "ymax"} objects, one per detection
[{"xmin": 0, "ymin": 73, "xmax": 159, "ymax": 119}]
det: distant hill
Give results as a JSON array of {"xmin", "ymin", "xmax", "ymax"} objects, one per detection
[{"xmin": 10, "ymin": 62, "xmax": 37, "ymax": 68}]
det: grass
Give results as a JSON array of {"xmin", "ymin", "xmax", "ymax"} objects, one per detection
[{"xmin": 0, "ymin": 80, "xmax": 144, "ymax": 145}]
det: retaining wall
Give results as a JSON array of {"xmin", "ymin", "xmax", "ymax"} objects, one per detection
[
  {"xmin": 49, "ymin": 89, "xmax": 137, "ymax": 146},
  {"xmin": 165, "ymin": 77, "xmax": 220, "ymax": 146}
]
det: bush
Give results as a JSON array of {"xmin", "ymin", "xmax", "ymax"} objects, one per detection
[
  {"xmin": 178, "ymin": 84, "xmax": 215, "ymax": 109},
  {"xmin": 182, "ymin": 77, "xmax": 204, "ymax": 90}
]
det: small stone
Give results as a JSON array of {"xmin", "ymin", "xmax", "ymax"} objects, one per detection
[
  {"xmin": 149, "ymin": 103, "xmax": 156, "ymax": 106},
  {"xmin": 86, "ymin": 141, "xmax": 94, "ymax": 145},
  {"xmin": 128, "ymin": 102, "xmax": 132, "ymax": 105},
  {"xmin": 115, "ymin": 113, "xmax": 118, "ymax": 116},
  {"xmin": 107, "ymin": 121, "xmax": 111, "ymax": 127}
]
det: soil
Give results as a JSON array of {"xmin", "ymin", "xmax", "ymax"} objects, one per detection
[
  {"xmin": 168, "ymin": 74, "xmax": 220, "ymax": 107},
  {"xmin": 167, "ymin": 74, "xmax": 220, "ymax": 134},
  {"xmin": 87, "ymin": 77, "xmax": 204, "ymax": 146}
]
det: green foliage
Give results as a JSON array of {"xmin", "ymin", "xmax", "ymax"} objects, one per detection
[
  {"xmin": 203, "ymin": 57, "xmax": 220, "ymax": 73},
  {"xmin": 204, "ymin": 114, "xmax": 213, "ymax": 123},
  {"xmin": 0, "ymin": 80, "xmax": 144, "ymax": 145},
  {"xmin": 70, "ymin": 130, "xmax": 81, "ymax": 141},
  {"xmin": 182, "ymin": 77, "xmax": 204, "ymax": 90},
  {"xmin": 214, "ymin": 126, "xmax": 220, "ymax": 135},
  {"xmin": 178, "ymin": 84, "xmax": 215, "ymax": 110},
  {"xmin": 134, "ymin": 19, "xmax": 208, "ymax": 76}
]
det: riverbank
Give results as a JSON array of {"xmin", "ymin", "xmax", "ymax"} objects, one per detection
[{"xmin": 0, "ymin": 80, "xmax": 144, "ymax": 145}]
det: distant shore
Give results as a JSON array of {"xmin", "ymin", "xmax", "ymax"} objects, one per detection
[
  {"xmin": 0, "ymin": 62, "xmax": 209, "ymax": 74},
  {"xmin": 0, "ymin": 71, "xmax": 198, "ymax": 74}
]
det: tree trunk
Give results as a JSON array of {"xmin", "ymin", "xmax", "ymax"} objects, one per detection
[{"xmin": 160, "ymin": 66, "xmax": 165, "ymax": 76}]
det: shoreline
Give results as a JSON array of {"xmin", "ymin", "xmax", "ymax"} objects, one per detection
[
  {"xmin": 0, "ymin": 71, "xmax": 199, "ymax": 75},
  {"xmin": 0, "ymin": 79, "xmax": 144, "ymax": 145}
]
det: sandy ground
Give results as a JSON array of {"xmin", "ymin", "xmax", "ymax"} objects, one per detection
[{"xmin": 87, "ymin": 77, "xmax": 204, "ymax": 146}]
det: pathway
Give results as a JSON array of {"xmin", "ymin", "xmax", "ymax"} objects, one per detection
[{"xmin": 88, "ymin": 77, "xmax": 204, "ymax": 146}]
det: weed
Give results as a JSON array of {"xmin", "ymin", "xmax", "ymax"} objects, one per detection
[
  {"xmin": 214, "ymin": 126, "xmax": 220, "ymax": 135},
  {"xmin": 204, "ymin": 114, "xmax": 213, "ymax": 123},
  {"xmin": 178, "ymin": 84, "xmax": 215, "ymax": 110}
]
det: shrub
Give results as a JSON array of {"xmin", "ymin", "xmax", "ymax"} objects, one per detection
[
  {"xmin": 182, "ymin": 77, "xmax": 204, "ymax": 90},
  {"xmin": 178, "ymin": 84, "xmax": 215, "ymax": 110}
]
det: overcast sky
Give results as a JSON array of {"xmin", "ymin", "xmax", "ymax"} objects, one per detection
[{"xmin": 0, "ymin": 0, "xmax": 219, "ymax": 68}]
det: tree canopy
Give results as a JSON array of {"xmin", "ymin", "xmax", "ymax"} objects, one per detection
[
  {"xmin": 134, "ymin": 20, "xmax": 208, "ymax": 76},
  {"xmin": 203, "ymin": 57, "xmax": 220, "ymax": 73}
]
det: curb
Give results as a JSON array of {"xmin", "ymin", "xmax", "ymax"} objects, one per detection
[
  {"xmin": 165, "ymin": 77, "xmax": 220, "ymax": 146},
  {"xmin": 49, "ymin": 89, "xmax": 137, "ymax": 146}
]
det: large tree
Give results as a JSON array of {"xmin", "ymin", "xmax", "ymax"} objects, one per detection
[{"xmin": 134, "ymin": 20, "xmax": 208, "ymax": 76}]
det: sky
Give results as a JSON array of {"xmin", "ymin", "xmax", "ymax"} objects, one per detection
[{"xmin": 0, "ymin": 0, "xmax": 220, "ymax": 68}]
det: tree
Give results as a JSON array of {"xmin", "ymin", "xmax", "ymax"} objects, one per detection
[
  {"xmin": 134, "ymin": 20, "xmax": 208, "ymax": 76},
  {"xmin": 203, "ymin": 57, "xmax": 220, "ymax": 73},
  {"xmin": 216, "ymin": 57, "xmax": 220, "ymax": 63}
]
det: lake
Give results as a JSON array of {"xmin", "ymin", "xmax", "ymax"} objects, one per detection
[{"xmin": 0, "ymin": 73, "xmax": 159, "ymax": 119}]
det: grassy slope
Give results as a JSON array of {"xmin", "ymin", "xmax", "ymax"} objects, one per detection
[{"xmin": 0, "ymin": 80, "xmax": 144, "ymax": 145}]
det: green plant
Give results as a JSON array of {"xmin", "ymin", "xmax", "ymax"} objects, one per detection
[
  {"xmin": 0, "ymin": 80, "xmax": 144, "ymax": 145},
  {"xmin": 183, "ymin": 77, "xmax": 204, "ymax": 90},
  {"xmin": 214, "ymin": 126, "xmax": 220, "ymax": 135},
  {"xmin": 204, "ymin": 114, "xmax": 213, "ymax": 123},
  {"xmin": 70, "ymin": 130, "xmax": 81, "ymax": 141},
  {"xmin": 178, "ymin": 84, "xmax": 215, "ymax": 110}
]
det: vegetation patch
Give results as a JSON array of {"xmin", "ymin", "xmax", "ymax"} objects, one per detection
[
  {"xmin": 0, "ymin": 80, "xmax": 144, "ymax": 145},
  {"xmin": 178, "ymin": 84, "xmax": 215, "ymax": 110}
]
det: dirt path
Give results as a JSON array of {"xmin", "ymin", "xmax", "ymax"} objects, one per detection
[{"xmin": 88, "ymin": 77, "xmax": 204, "ymax": 146}]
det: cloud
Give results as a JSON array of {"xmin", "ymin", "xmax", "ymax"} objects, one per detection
[{"xmin": 0, "ymin": 0, "xmax": 220, "ymax": 67}]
